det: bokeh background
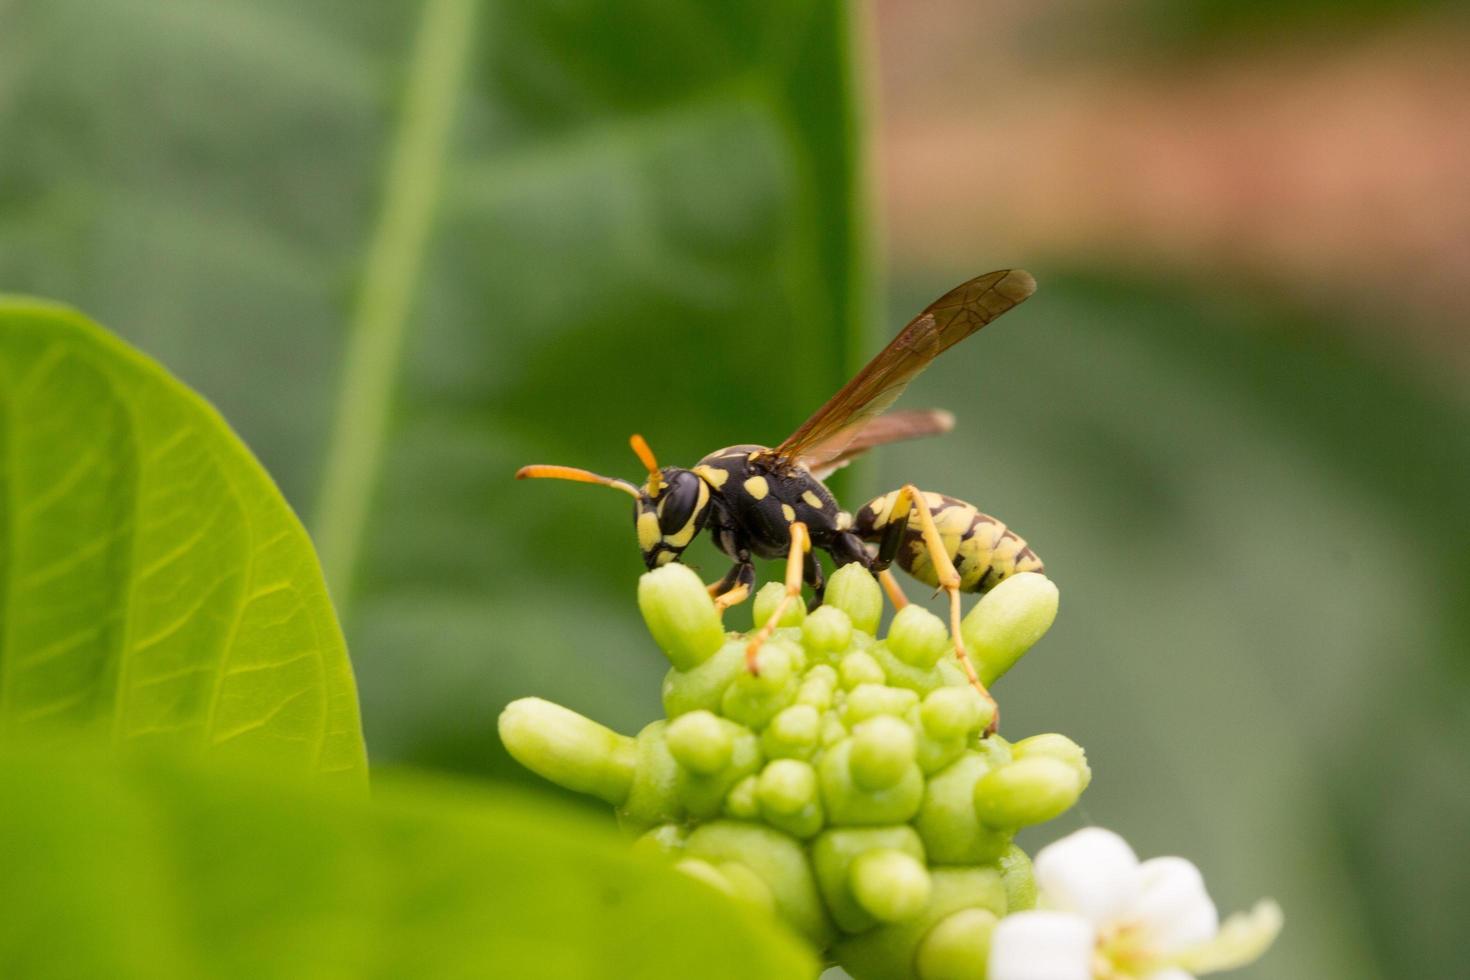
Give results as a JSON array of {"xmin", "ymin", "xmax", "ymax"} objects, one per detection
[{"xmin": 2, "ymin": 1, "xmax": 1466, "ymax": 977}]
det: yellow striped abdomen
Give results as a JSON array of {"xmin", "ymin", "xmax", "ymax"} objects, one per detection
[{"xmin": 854, "ymin": 490, "xmax": 1043, "ymax": 594}]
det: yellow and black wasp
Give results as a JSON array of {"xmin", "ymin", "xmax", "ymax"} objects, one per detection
[{"xmin": 517, "ymin": 270, "xmax": 1043, "ymax": 720}]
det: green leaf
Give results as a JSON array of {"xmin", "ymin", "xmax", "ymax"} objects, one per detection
[
  {"xmin": 0, "ymin": 746, "xmax": 817, "ymax": 979},
  {"xmin": 0, "ymin": 0, "xmax": 870, "ymax": 778},
  {"xmin": 0, "ymin": 298, "xmax": 364, "ymax": 779}
]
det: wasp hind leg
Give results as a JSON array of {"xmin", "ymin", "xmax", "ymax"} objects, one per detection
[
  {"xmin": 878, "ymin": 569, "xmax": 910, "ymax": 610},
  {"xmin": 881, "ymin": 485, "xmax": 998, "ymax": 732},
  {"xmin": 708, "ymin": 560, "xmax": 755, "ymax": 615},
  {"xmin": 745, "ymin": 523, "xmax": 811, "ymax": 674}
]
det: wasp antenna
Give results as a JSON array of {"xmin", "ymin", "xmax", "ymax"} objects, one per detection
[
  {"xmin": 515, "ymin": 464, "xmax": 641, "ymax": 500},
  {"xmin": 629, "ymin": 434, "xmax": 664, "ymax": 495}
]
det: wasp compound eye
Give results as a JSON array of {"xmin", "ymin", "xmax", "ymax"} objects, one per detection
[{"xmin": 656, "ymin": 470, "xmax": 702, "ymax": 536}]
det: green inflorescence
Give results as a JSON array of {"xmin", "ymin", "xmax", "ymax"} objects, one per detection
[{"xmin": 499, "ymin": 563, "xmax": 1079, "ymax": 980}]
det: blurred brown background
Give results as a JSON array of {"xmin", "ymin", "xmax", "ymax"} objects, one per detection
[{"xmin": 876, "ymin": 0, "xmax": 1470, "ymax": 382}]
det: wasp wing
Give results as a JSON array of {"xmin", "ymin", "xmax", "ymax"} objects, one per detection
[
  {"xmin": 769, "ymin": 269, "xmax": 1035, "ymax": 470},
  {"xmin": 805, "ymin": 409, "xmax": 955, "ymax": 479}
]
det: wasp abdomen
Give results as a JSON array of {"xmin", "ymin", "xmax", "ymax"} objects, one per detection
[{"xmin": 854, "ymin": 490, "xmax": 1042, "ymax": 594}]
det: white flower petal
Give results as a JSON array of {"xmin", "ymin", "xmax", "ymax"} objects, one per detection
[
  {"xmin": 1034, "ymin": 827, "xmax": 1141, "ymax": 926},
  {"xmin": 1179, "ymin": 899, "xmax": 1283, "ymax": 974},
  {"xmin": 989, "ymin": 911, "xmax": 1097, "ymax": 980},
  {"xmin": 1130, "ymin": 857, "xmax": 1219, "ymax": 953}
]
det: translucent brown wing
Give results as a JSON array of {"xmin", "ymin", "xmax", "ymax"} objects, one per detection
[
  {"xmin": 805, "ymin": 409, "xmax": 955, "ymax": 479},
  {"xmin": 770, "ymin": 269, "xmax": 1035, "ymax": 469}
]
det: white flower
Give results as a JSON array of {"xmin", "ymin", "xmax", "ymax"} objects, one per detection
[{"xmin": 988, "ymin": 828, "xmax": 1282, "ymax": 980}]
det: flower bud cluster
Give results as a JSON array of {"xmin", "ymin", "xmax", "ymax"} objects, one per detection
[{"xmin": 500, "ymin": 563, "xmax": 1078, "ymax": 979}]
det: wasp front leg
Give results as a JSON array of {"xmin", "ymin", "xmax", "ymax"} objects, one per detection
[
  {"xmin": 876, "ymin": 486, "xmax": 998, "ymax": 730},
  {"xmin": 708, "ymin": 559, "xmax": 755, "ymax": 615},
  {"xmin": 745, "ymin": 522, "xmax": 810, "ymax": 673}
]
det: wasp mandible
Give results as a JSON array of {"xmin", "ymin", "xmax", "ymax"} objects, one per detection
[{"xmin": 517, "ymin": 270, "xmax": 1043, "ymax": 721}]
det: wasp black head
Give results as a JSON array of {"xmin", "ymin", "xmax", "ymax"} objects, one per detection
[{"xmin": 635, "ymin": 466, "xmax": 711, "ymax": 569}]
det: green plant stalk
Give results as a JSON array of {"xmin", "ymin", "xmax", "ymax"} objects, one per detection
[{"xmin": 312, "ymin": 0, "xmax": 476, "ymax": 613}]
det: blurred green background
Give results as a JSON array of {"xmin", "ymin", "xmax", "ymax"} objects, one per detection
[{"xmin": 2, "ymin": 1, "xmax": 1466, "ymax": 978}]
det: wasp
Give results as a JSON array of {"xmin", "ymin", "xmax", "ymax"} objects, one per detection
[{"xmin": 517, "ymin": 270, "xmax": 1042, "ymax": 722}]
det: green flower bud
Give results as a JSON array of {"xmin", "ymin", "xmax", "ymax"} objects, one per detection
[
  {"xmin": 997, "ymin": 843, "xmax": 1037, "ymax": 912},
  {"xmin": 675, "ymin": 858, "xmax": 776, "ymax": 912},
  {"xmin": 801, "ymin": 605, "xmax": 853, "ymax": 660},
  {"xmin": 666, "ymin": 710, "xmax": 733, "ymax": 774},
  {"xmin": 885, "ymin": 605, "xmax": 949, "ymax": 668},
  {"xmin": 820, "ymin": 710, "xmax": 849, "ymax": 747},
  {"xmin": 715, "ymin": 860, "xmax": 777, "ymax": 911},
  {"xmin": 919, "ymin": 686, "xmax": 988, "ymax": 741},
  {"xmin": 973, "ymin": 756, "xmax": 1083, "ymax": 829},
  {"xmin": 676, "ymin": 721, "xmax": 762, "ymax": 819},
  {"xmin": 915, "ymin": 753, "xmax": 1011, "ymax": 864},
  {"xmin": 820, "ymin": 735, "xmax": 924, "ymax": 826},
  {"xmin": 915, "ymin": 907, "xmax": 997, "ymax": 980},
  {"xmin": 618, "ymin": 721, "xmax": 683, "ymax": 829},
  {"xmin": 758, "ymin": 758, "xmax": 818, "ymax": 814},
  {"xmin": 662, "ymin": 639, "xmax": 746, "ymax": 718},
  {"xmin": 498, "ymin": 698, "xmax": 636, "ymax": 805},
  {"xmin": 634, "ymin": 823, "xmax": 687, "ymax": 858},
  {"xmin": 762, "ymin": 704, "xmax": 822, "ymax": 759},
  {"xmin": 796, "ymin": 664, "xmax": 839, "ymax": 710},
  {"xmin": 839, "ymin": 650, "xmax": 886, "ymax": 690},
  {"xmin": 850, "ymin": 849, "xmax": 932, "ymax": 923},
  {"xmin": 811, "ymin": 826, "xmax": 927, "ymax": 933},
  {"xmin": 833, "ymin": 867, "xmax": 1006, "ymax": 980},
  {"xmin": 757, "ymin": 759, "xmax": 824, "ymax": 838},
  {"xmin": 825, "ymin": 563, "xmax": 882, "ymax": 634},
  {"xmin": 1012, "ymin": 732, "xmax": 1091, "ymax": 791},
  {"xmin": 638, "ymin": 564, "xmax": 726, "ymax": 670},
  {"xmin": 722, "ymin": 639, "xmax": 800, "ymax": 729},
  {"xmin": 753, "ymin": 581, "xmax": 806, "ymax": 631},
  {"xmin": 960, "ymin": 571, "xmax": 1059, "ymax": 685},
  {"xmin": 684, "ymin": 821, "xmax": 835, "ymax": 947},
  {"xmin": 844, "ymin": 683, "xmax": 921, "ymax": 725},
  {"xmin": 675, "ymin": 856, "xmax": 729, "ymax": 892},
  {"xmin": 867, "ymin": 643, "xmax": 951, "ymax": 696},
  {"xmin": 723, "ymin": 774, "xmax": 760, "ymax": 820},
  {"xmin": 850, "ymin": 716, "xmax": 917, "ymax": 790},
  {"xmin": 913, "ymin": 724, "xmax": 967, "ymax": 776}
]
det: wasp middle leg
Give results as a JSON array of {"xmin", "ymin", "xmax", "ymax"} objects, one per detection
[
  {"xmin": 745, "ymin": 522, "xmax": 811, "ymax": 674},
  {"xmin": 707, "ymin": 558, "xmax": 755, "ymax": 615}
]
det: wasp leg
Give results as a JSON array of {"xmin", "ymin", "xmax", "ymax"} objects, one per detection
[
  {"xmin": 887, "ymin": 485, "xmax": 998, "ymax": 731},
  {"xmin": 715, "ymin": 583, "xmax": 751, "ymax": 614},
  {"xmin": 870, "ymin": 505, "xmax": 911, "ymax": 574},
  {"xmin": 745, "ymin": 522, "xmax": 810, "ymax": 674},
  {"xmin": 878, "ymin": 569, "xmax": 910, "ymax": 610},
  {"xmin": 711, "ymin": 562, "xmax": 756, "ymax": 615},
  {"xmin": 707, "ymin": 559, "xmax": 748, "ymax": 597},
  {"xmin": 804, "ymin": 550, "xmax": 826, "ymax": 611},
  {"xmin": 828, "ymin": 530, "xmax": 870, "ymax": 566}
]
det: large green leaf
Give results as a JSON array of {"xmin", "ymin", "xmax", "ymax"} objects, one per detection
[
  {"xmin": 0, "ymin": 746, "xmax": 817, "ymax": 979},
  {"xmin": 0, "ymin": 299, "xmax": 364, "ymax": 778},
  {"xmin": 0, "ymin": 0, "xmax": 869, "ymax": 780}
]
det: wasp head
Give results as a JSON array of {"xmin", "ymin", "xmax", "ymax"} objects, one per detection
[
  {"xmin": 635, "ymin": 466, "xmax": 710, "ymax": 569},
  {"xmin": 627, "ymin": 435, "xmax": 709, "ymax": 569}
]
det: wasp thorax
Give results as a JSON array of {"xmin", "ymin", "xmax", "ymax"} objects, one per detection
[{"xmin": 636, "ymin": 467, "xmax": 710, "ymax": 569}]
